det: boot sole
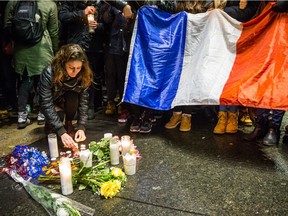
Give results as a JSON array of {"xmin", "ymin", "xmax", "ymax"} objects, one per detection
[
  {"xmin": 18, "ymin": 121, "xmax": 33, "ymax": 129},
  {"xmin": 165, "ymin": 121, "xmax": 181, "ymax": 129},
  {"xmin": 179, "ymin": 128, "xmax": 191, "ymax": 132},
  {"xmin": 213, "ymin": 130, "xmax": 225, "ymax": 134}
]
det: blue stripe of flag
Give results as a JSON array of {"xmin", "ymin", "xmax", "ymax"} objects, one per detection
[{"xmin": 123, "ymin": 6, "xmax": 187, "ymax": 110}]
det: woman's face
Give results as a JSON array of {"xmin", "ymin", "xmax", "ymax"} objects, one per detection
[{"xmin": 65, "ymin": 60, "xmax": 83, "ymax": 78}]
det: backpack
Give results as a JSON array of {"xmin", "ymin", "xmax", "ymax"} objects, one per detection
[{"xmin": 11, "ymin": 0, "xmax": 44, "ymax": 46}]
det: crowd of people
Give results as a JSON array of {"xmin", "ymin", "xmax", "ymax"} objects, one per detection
[{"xmin": 0, "ymin": 0, "xmax": 287, "ymax": 148}]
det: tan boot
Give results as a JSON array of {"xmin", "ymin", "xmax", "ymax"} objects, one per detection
[
  {"xmin": 213, "ymin": 111, "xmax": 227, "ymax": 134},
  {"xmin": 179, "ymin": 113, "xmax": 191, "ymax": 132},
  {"xmin": 105, "ymin": 101, "xmax": 116, "ymax": 115},
  {"xmin": 226, "ymin": 112, "xmax": 238, "ymax": 133},
  {"xmin": 165, "ymin": 112, "xmax": 182, "ymax": 129}
]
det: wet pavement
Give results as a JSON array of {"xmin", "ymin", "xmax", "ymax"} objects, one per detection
[{"xmin": 1, "ymin": 108, "xmax": 288, "ymax": 216}]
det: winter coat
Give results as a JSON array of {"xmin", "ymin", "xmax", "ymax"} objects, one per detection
[
  {"xmin": 58, "ymin": 1, "xmax": 92, "ymax": 50},
  {"xmin": 38, "ymin": 65, "xmax": 89, "ymax": 136},
  {"xmin": 224, "ymin": 1, "xmax": 260, "ymax": 22},
  {"xmin": 4, "ymin": 0, "xmax": 58, "ymax": 77}
]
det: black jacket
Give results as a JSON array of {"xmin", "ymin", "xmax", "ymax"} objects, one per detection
[
  {"xmin": 38, "ymin": 65, "xmax": 89, "ymax": 136},
  {"xmin": 224, "ymin": 1, "xmax": 260, "ymax": 22}
]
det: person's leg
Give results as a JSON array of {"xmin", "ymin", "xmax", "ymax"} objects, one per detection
[
  {"xmin": 244, "ymin": 108, "xmax": 270, "ymax": 141},
  {"xmin": 180, "ymin": 106, "xmax": 193, "ymax": 132},
  {"xmin": 263, "ymin": 110, "xmax": 285, "ymax": 146},
  {"xmin": 115, "ymin": 54, "xmax": 129, "ymax": 122},
  {"xmin": 63, "ymin": 91, "xmax": 79, "ymax": 137},
  {"xmin": 104, "ymin": 52, "xmax": 117, "ymax": 115},
  {"xmin": 130, "ymin": 104, "xmax": 143, "ymax": 133},
  {"xmin": 226, "ymin": 106, "xmax": 238, "ymax": 134},
  {"xmin": 165, "ymin": 106, "xmax": 182, "ymax": 129},
  {"xmin": 213, "ymin": 105, "xmax": 228, "ymax": 134},
  {"xmin": 17, "ymin": 69, "xmax": 33, "ymax": 129}
]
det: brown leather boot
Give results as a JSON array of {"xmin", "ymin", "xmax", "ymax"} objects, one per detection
[
  {"xmin": 179, "ymin": 113, "xmax": 191, "ymax": 132},
  {"xmin": 244, "ymin": 116, "xmax": 268, "ymax": 142},
  {"xmin": 65, "ymin": 121, "xmax": 75, "ymax": 139}
]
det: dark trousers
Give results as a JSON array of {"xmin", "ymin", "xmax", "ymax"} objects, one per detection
[
  {"xmin": 86, "ymin": 52, "xmax": 104, "ymax": 110},
  {"xmin": 173, "ymin": 106, "xmax": 193, "ymax": 114},
  {"xmin": 0, "ymin": 52, "xmax": 17, "ymax": 109},
  {"xmin": 105, "ymin": 52, "xmax": 128, "ymax": 102},
  {"xmin": 256, "ymin": 108, "xmax": 285, "ymax": 128},
  {"xmin": 55, "ymin": 91, "xmax": 79, "ymax": 121},
  {"xmin": 17, "ymin": 69, "xmax": 39, "ymax": 112}
]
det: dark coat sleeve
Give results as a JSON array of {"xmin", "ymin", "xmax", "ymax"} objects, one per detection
[
  {"xmin": 224, "ymin": 1, "xmax": 260, "ymax": 22},
  {"xmin": 38, "ymin": 65, "xmax": 67, "ymax": 136},
  {"xmin": 76, "ymin": 86, "xmax": 89, "ymax": 131}
]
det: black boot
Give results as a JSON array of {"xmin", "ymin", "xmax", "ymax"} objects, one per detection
[
  {"xmin": 263, "ymin": 127, "xmax": 280, "ymax": 146},
  {"xmin": 244, "ymin": 116, "xmax": 268, "ymax": 142},
  {"xmin": 283, "ymin": 125, "xmax": 288, "ymax": 144}
]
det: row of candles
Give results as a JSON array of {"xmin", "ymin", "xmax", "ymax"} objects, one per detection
[{"xmin": 47, "ymin": 133, "xmax": 137, "ymax": 195}]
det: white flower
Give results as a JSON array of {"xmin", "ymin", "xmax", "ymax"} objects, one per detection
[{"xmin": 57, "ymin": 208, "xmax": 69, "ymax": 216}]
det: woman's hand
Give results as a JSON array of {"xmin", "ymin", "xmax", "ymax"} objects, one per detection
[
  {"xmin": 61, "ymin": 133, "xmax": 77, "ymax": 148},
  {"xmin": 85, "ymin": 6, "xmax": 95, "ymax": 16},
  {"xmin": 75, "ymin": 130, "xmax": 86, "ymax": 143}
]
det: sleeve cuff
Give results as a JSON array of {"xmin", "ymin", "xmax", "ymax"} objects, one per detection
[{"xmin": 57, "ymin": 126, "xmax": 67, "ymax": 137}]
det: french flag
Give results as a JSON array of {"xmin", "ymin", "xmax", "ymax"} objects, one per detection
[{"xmin": 123, "ymin": 3, "xmax": 288, "ymax": 111}]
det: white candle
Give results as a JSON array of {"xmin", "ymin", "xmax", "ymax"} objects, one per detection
[
  {"xmin": 87, "ymin": 14, "xmax": 95, "ymax": 33},
  {"xmin": 80, "ymin": 144, "xmax": 86, "ymax": 151},
  {"xmin": 80, "ymin": 149, "xmax": 92, "ymax": 167},
  {"xmin": 123, "ymin": 153, "xmax": 136, "ymax": 175},
  {"xmin": 48, "ymin": 133, "xmax": 59, "ymax": 159},
  {"xmin": 59, "ymin": 157, "xmax": 73, "ymax": 195},
  {"xmin": 121, "ymin": 135, "xmax": 131, "ymax": 156},
  {"xmin": 109, "ymin": 138, "xmax": 119, "ymax": 165},
  {"xmin": 104, "ymin": 133, "xmax": 113, "ymax": 138}
]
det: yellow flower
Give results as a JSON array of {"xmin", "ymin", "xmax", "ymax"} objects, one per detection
[
  {"xmin": 111, "ymin": 168, "xmax": 125, "ymax": 178},
  {"xmin": 100, "ymin": 180, "xmax": 122, "ymax": 199}
]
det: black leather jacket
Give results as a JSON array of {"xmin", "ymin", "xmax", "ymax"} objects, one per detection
[{"xmin": 38, "ymin": 65, "xmax": 89, "ymax": 136}]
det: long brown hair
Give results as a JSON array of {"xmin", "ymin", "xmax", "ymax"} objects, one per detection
[{"xmin": 51, "ymin": 44, "xmax": 93, "ymax": 88}]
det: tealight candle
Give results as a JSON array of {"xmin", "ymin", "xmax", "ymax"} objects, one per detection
[
  {"xmin": 59, "ymin": 157, "xmax": 73, "ymax": 195},
  {"xmin": 121, "ymin": 135, "xmax": 131, "ymax": 156},
  {"xmin": 80, "ymin": 149, "xmax": 92, "ymax": 167},
  {"xmin": 48, "ymin": 133, "xmax": 59, "ymax": 159},
  {"xmin": 123, "ymin": 153, "xmax": 136, "ymax": 175},
  {"xmin": 109, "ymin": 138, "xmax": 119, "ymax": 165},
  {"xmin": 104, "ymin": 133, "xmax": 113, "ymax": 139}
]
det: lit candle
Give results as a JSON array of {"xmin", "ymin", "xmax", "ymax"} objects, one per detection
[
  {"xmin": 48, "ymin": 133, "xmax": 59, "ymax": 159},
  {"xmin": 104, "ymin": 133, "xmax": 113, "ymax": 139},
  {"xmin": 123, "ymin": 153, "xmax": 136, "ymax": 175},
  {"xmin": 80, "ymin": 144, "xmax": 86, "ymax": 151},
  {"xmin": 121, "ymin": 135, "xmax": 131, "ymax": 156},
  {"xmin": 109, "ymin": 138, "xmax": 119, "ymax": 165},
  {"xmin": 87, "ymin": 14, "xmax": 95, "ymax": 33},
  {"xmin": 80, "ymin": 149, "xmax": 93, "ymax": 167},
  {"xmin": 59, "ymin": 157, "xmax": 73, "ymax": 195}
]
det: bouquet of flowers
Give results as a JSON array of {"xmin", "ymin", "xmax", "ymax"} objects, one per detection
[
  {"xmin": 4, "ymin": 145, "xmax": 49, "ymax": 180},
  {"xmin": 5, "ymin": 169, "xmax": 95, "ymax": 216}
]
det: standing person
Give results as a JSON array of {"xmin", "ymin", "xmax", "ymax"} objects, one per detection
[
  {"xmin": 0, "ymin": 0, "xmax": 17, "ymax": 114},
  {"xmin": 4, "ymin": 0, "xmax": 58, "ymax": 129},
  {"xmin": 103, "ymin": 2, "xmax": 133, "ymax": 123},
  {"xmin": 58, "ymin": 1, "xmax": 99, "ymax": 120},
  {"xmin": 38, "ymin": 44, "xmax": 93, "ymax": 148},
  {"xmin": 213, "ymin": 0, "xmax": 260, "ymax": 135},
  {"xmin": 244, "ymin": 109, "xmax": 285, "ymax": 146}
]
